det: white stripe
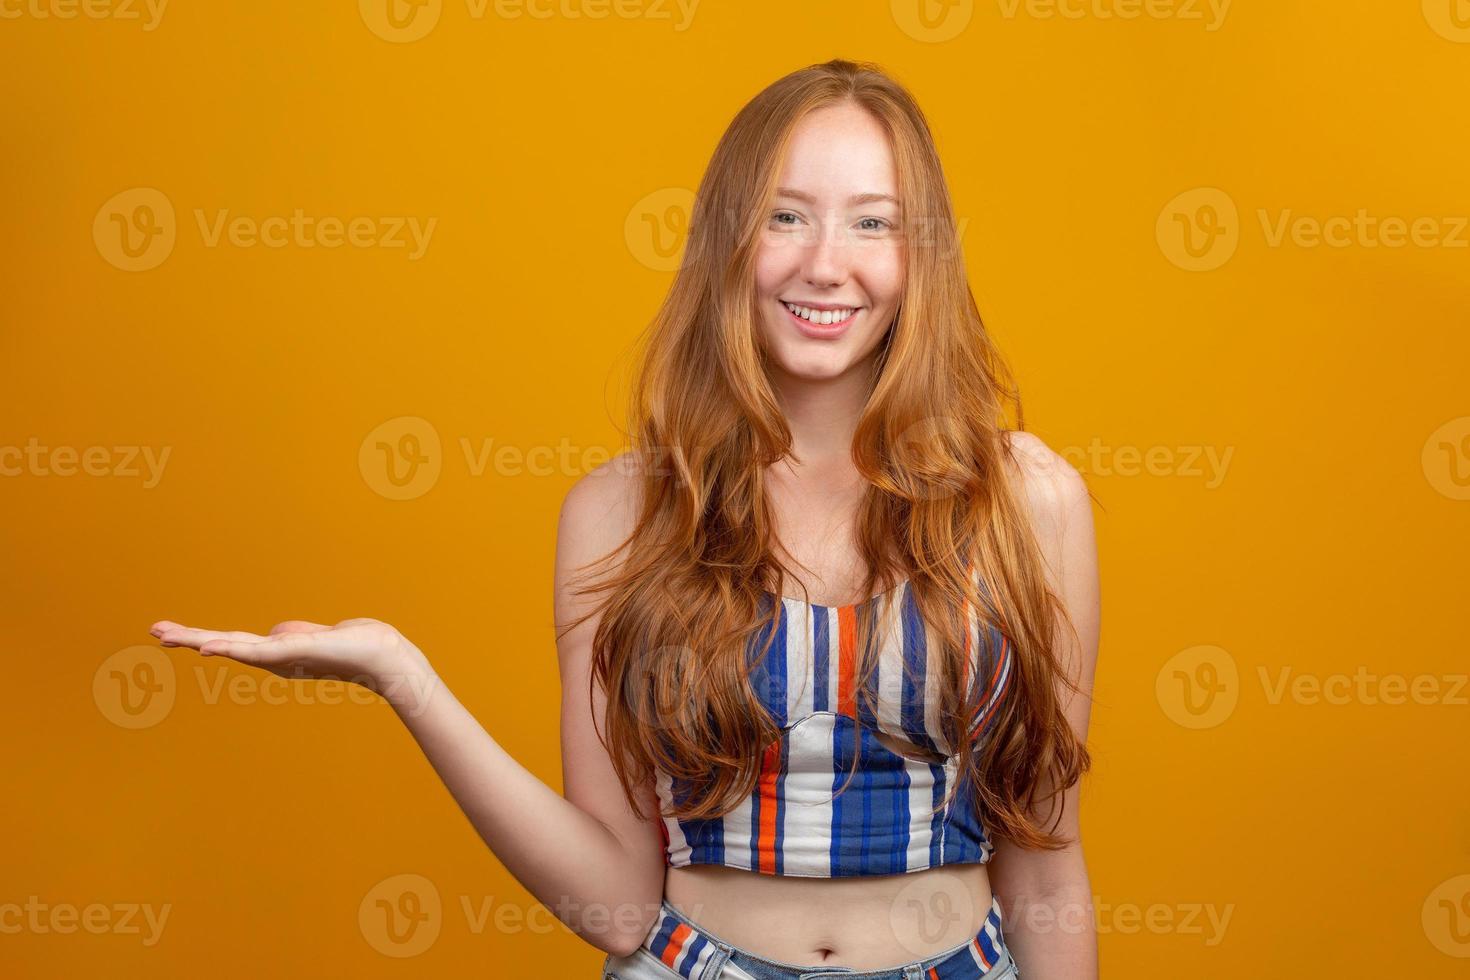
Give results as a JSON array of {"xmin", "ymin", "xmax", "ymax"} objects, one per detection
[
  {"xmin": 922, "ymin": 608, "xmax": 951, "ymax": 756},
  {"xmin": 722, "ymin": 780, "xmax": 755, "ymax": 871},
  {"xmin": 981, "ymin": 914, "xmax": 1004, "ymax": 968},
  {"xmin": 688, "ymin": 942, "xmax": 718, "ymax": 978},
  {"xmin": 971, "ymin": 633, "xmax": 1012, "ymax": 743},
  {"xmin": 938, "ymin": 755, "xmax": 956, "ymax": 857},
  {"xmin": 824, "ymin": 606, "xmax": 842, "ymax": 710},
  {"xmin": 776, "ymin": 712, "xmax": 839, "ymax": 875},
  {"xmin": 968, "ymin": 936, "xmax": 991, "ymax": 970},
  {"xmin": 671, "ymin": 935, "xmax": 694, "ymax": 974},
  {"xmin": 655, "ymin": 768, "xmax": 693, "ymax": 867},
  {"xmin": 902, "ymin": 758, "xmax": 936, "ymax": 871},
  {"xmin": 874, "ymin": 584, "xmax": 907, "ymax": 734},
  {"xmin": 783, "ymin": 597, "xmax": 814, "ymax": 722}
]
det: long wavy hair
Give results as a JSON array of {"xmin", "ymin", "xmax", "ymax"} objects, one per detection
[{"xmin": 559, "ymin": 58, "xmax": 1092, "ymax": 851}]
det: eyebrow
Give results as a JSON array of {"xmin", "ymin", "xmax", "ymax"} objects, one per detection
[{"xmin": 774, "ymin": 187, "xmax": 901, "ymax": 207}]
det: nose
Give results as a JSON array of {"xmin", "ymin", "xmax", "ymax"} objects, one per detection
[{"xmin": 799, "ymin": 218, "xmax": 851, "ymax": 288}]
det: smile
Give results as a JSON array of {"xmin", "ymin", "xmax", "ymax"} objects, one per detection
[{"xmin": 780, "ymin": 300, "xmax": 860, "ymax": 326}]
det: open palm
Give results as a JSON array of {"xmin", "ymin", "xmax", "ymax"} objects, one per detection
[{"xmin": 148, "ymin": 617, "xmax": 420, "ymax": 696}]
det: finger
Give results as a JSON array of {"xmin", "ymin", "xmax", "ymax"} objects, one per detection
[
  {"xmin": 269, "ymin": 620, "xmax": 332, "ymax": 636},
  {"xmin": 197, "ymin": 629, "xmax": 330, "ymax": 664},
  {"xmin": 197, "ymin": 633, "xmax": 293, "ymax": 663},
  {"xmin": 157, "ymin": 626, "xmax": 269, "ymax": 650}
]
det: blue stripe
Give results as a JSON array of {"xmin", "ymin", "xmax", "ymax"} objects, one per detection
[
  {"xmin": 891, "ymin": 740, "xmax": 911, "ymax": 873},
  {"xmin": 746, "ymin": 598, "xmax": 790, "ymax": 727},
  {"xmin": 649, "ymin": 914, "xmax": 681, "ymax": 960},
  {"xmin": 747, "ymin": 741, "xmax": 767, "ymax": 873},
  {"xmin": 943, "ymin": 766, "xmax": 987, "ymax": 864},
  {"xmin": 812, "ymin": 604, "xmax": 830, "ymax": 711},
  {"xmin": 855, "ymin": 601, "xmax": 880, "ymax": 732},
  {"xmin": 671, "ymin": 772, "xmax": 726, "ymax": 866},
  {"xmin": 898, "ymin": 585, "xmax": 944, "ymax": 755},
  {"xmin": 771, "ymin": 601, "xmax": 789, "ymax": 726},
  {"xmin": 929, "ymin": 761, "xmax": 948, "ymax": 867},
  {"xmin": 968, "ymin": 624, "xmax": 1010, "ymax": 743},
  {"xmin": 831, "ymin": 715, "xmax": 858, "ymax": 875},
  {"xmin": 681, "ymin": 933, "xmax": 710, "ymax": 977},
  {"xmin": 977, "ymin": 923, "xmax": 1000, "ymax": 967},
  {"xmin": 774, "ymin": 723, "xmax": 788, "ymax": 874}
]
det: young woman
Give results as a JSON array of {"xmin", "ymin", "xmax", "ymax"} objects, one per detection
[{"xmin": 150, "ymin": 60, "xmax": 1100, "ymax": 980}]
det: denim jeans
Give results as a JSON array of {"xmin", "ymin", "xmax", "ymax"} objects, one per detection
[{"xmin": 600, "ymin": 895, "xmax": 1019, "ymax": 980}]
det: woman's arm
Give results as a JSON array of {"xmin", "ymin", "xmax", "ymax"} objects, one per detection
[
  {"xmin": 152, "ymin": 454, "xmax": 667, "ymax": 958},
  {"xmin": 988, "ymin": 431, "xmax": 1102, "ymax": 979},
  {"xmin": 380, "ymin": 453, "xmax": 667, "ymax": 957}
]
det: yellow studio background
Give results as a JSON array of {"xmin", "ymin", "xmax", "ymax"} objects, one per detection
[{"xmin": 2, "ymin": 1, "xmax": 1467, "ymax": 976}]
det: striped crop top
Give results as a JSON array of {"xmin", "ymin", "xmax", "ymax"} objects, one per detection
[{"xmin": 654, "ymin": 574, "xmax": 1014, "ymax": 878}]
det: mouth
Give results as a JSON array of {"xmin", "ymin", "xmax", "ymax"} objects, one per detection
[
  {"xmin": 779, "ymin": 299, "xmax": 862, "ymax": 337},
  {"xmin": 780, "ymin": 300, "xmax": 861, "ymax": 325}
]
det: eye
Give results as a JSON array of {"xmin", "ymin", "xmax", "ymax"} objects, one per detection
[
  {"xmin": 857, "ymin": 216, "xmax": 892, "ymax": 232},
  {"xmin": 771, "ymin": 211, "xmax": 801, "ymax": 226}
]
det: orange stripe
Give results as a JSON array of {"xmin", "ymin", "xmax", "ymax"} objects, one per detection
[
  {"xmin": 837, "ymin": 605, "xmax": 857, "ymax": 717},
  {"xmin": 973, "ymin": 934, "xmax": 992, "ymax": 967},
  {"xmin": 755, "ymin": 736, "xmax": 782, "ymax": 874},
  {"xmin": 659, "ymin": 923, "xmax": 692, "ymax": 968},
  {"xmin": 970, "ymin": 635, "xmax": 1011, "ymax": 732}
]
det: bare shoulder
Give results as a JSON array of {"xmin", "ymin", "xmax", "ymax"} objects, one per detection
[
  {"xmin": 559, "ymin": 449, "xmax": 645, "ymax": 533},
  {"xmin": 998, "ymin": 429, "xmax": 1088, "ymax": 543},
  {"xmin": 554, "ymin": 450, "xmax": 646, "ymax": 625}
]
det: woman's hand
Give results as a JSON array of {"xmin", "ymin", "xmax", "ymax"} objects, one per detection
[{"xmin": 147, "ymin": 617, "xmax": 429, "ymax": 700}]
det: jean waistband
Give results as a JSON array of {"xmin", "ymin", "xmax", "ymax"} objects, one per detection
[{"xmin": 639, "ymin": 893, "xmax": 1011, "ymax": 980}]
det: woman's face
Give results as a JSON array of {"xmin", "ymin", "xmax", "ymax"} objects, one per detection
[{"xmin": 753, "ymin": 101, "xmax": 906, "ymax": 382}]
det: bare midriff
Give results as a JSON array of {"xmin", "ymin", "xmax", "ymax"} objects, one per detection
[{"xmin": 662, "ymin": 861, "xmax": 993, "ymax": 971}]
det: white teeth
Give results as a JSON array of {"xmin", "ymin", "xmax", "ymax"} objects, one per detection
[{"xmin": 782, "ymin": 301, "xmax": 856, "ymax": 325}]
